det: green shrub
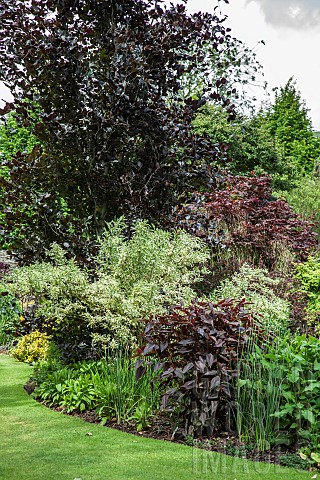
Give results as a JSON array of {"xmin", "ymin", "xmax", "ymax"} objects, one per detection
[
  {"xmin": 296, "ymin": 255, "xmax": 320, "ymax": 313},
  {"xmin": 0, "ymin": 290, "xmax": 21, "ymax": 346},
  {"xmin": 237, "ymin": 335, "xmax": 320, "ymax": 452},
  {"xmin": 0, "ymin": 111, "xmax": 38, "ymax": 161},
  {"xmin": 4, "ymin": 219, "xmax": 209, "ymax": 360},
  {"xmin": 275, "ymin": 177, "xmax": 320, "ymax": 239},
  {"xmin": 192, "ymin": 104, "xmax": 285, "ymax": 176},
  {"xmin": 12, "ymin": 331, "xmax": 51, "ymax": 363},
  {"xmin": 0, "ymin": 111, "xmax": 40, "ymax": 249},
  {"xmin": 211, "ymin": 264, "xmax": 291, "ymax": 336},
  {"xmin": 266, "ymin": 78, "xmax": 320, "ymax": 187},
  {"xmin": 270, "ymin": 335, "xmax": 320, "ymax": 449}
]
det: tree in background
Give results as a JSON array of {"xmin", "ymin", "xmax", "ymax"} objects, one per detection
[
  {"xmin": 266, "ymin": 77, "xmax": 320, "ymax": 188},
  {"xmin": 192, "ymin": 104, "xmax": 285, "ymax": 176},
  {"xmin": 0, "ymin": 113, "xmax": 38, "ymax": 163},
  {"xmin": 192, "ymin": 77, "xmax": 320, "ymax": 189},
  {"xmin": 0, "ymin": 111, "xmax": 42, "ymax": 250},
  {"xmin": 0, "ymin": 0, "xmax": 236, "ymax": 261}
]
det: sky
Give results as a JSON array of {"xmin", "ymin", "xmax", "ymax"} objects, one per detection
[
  {"xmin": 185, "ymin": 0, "xmax": 320, "ymax": 129},
  {"xmin": 0, "ymin": 0, "xmax": 319, "ymax": 129}
]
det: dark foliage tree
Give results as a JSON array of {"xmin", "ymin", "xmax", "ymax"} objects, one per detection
[{"xmin": 0, "ymin": 0, "xmax": 235, "ymax": 261}]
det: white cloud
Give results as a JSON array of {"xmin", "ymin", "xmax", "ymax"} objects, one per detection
[
  {"xmin": 224, "ymin": 0, "xmax": 320, "ymax": 129},
  {"xmin": 248, "ymin": 0, "xmax": 320, "ymax": 29}
]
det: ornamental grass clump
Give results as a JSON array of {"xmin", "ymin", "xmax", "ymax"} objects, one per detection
[{"xmin": 236, "ymin": 344, "xmax": 283, "ymax": 452}]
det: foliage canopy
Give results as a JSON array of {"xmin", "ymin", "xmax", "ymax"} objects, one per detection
[
  {"xmin": 266, "ymin": 78, "xmax": 320, "ymax": 185},
  {"xmin": 0, "ymin": 0, "xmax": 235, "ymax": 260}
]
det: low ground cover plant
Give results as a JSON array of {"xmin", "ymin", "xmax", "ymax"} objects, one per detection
[{"xmin": 32, "ymin": 353, "xmax": 161, "ymax": 431}]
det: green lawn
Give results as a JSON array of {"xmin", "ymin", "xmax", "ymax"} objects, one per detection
[{"xmin": 0, "ymin": 355, "xmax": 311, "ymax": 480}]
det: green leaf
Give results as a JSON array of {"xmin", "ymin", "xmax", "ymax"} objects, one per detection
[
  {"xmin": 310, "ymin": 452, "xmax": 320, "ymax": 463},
  {"xmin": 298, "ymin": 452, "xmax": 308, "ymax": 460},
  {"xmin": 286, "ymin": 367, "xmax": 301, "ymax": 383},
  {"xmin": 301, "ymin": 409, "xmax": 316, "ymax": 424},
  {"xmin": 304, "ymin": 382, "xmax": 320, "ymax": 392}
]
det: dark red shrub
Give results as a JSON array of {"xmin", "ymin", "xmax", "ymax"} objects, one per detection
[
  {"xmin": 172, "ymin": 175, "xmax": 317, "ymax": 273},
  {"xmin": 136, "ymin": 299, "xmax": 263, "ymax": 437}
]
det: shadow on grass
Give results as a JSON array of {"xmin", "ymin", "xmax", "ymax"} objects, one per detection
[{"xmin": 0, "ymin": 384, "xmax": 31, "ymax": 408}]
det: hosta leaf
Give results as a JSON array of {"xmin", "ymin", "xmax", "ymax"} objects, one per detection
[
  {"xmin": 311, "ymin": 452, "xmax": 320, "ymax": 463},
  {"xmin": 298, "ymin": 452, "xmax": 308, "ymax": 460}
]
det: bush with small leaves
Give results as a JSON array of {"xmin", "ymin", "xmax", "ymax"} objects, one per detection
[
  {"xmin": 0, "ymin": 289, "xmax": 21, "ymax": 346},
  {"xmin": 211, "ymin": 264, "xmax": 291, "ymax": 336},
  {"xmin": 12, "ymin": 330, "xmax": 51, "ymax": 363},
  {"xmin": 295, "ymin": 255, "xmax": 320, "ymax": 314},
  {"xmin": 4, "ymin": 219, "xmax": 209, "ymax": 361},
  {"xmin": 172, "ymin": 175, "xmax": 316, "ymax": 278}
]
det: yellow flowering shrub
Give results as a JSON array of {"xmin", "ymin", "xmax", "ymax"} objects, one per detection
[{"xmin": 12, "ymin": 331, "xmax": 51, "ymax": 363}]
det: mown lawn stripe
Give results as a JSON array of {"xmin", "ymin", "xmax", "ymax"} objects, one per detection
[{"xmin": 0, "ymin": 355, "xmax": 311, "ymax": 480}]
